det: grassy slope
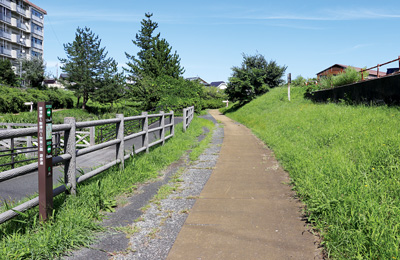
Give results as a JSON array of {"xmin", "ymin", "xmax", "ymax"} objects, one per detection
[
  {"xmin": 0, "ymin": 117, "xmax": 215, "ymax": 259},
  {"xmin": 224, "ymin": 87, "xmax": 400, "ymax": 259}
]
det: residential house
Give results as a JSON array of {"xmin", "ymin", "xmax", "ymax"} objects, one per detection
[
  {"xmin": 210, "ymin": 81, "xmax": 227, "ymax": 90},
  {"xmin": 186, "ymin": 77, "xmax": 210, "ymax": 86},
  {"xmin": 317, "ymin": 64, "xmax": 386, "ymax": 80}
]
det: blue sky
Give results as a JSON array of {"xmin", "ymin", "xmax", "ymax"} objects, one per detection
[{"xmin": 36, "ymin": 0, "xmax": 400, "ymax": 83}]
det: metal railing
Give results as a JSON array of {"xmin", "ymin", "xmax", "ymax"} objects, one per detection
[
  {"xmin": 0, "ymin": 29, "xmax": 11, "ymax": 40},
  {"xmin": 0, "ymin": 107, "xmax": 195, "ymax": 224},
  {"xmin": 0, "ymin": 0, "xmax": 11, "ymax": 9},
  {"xmin": 361, "ymin": 56, "xmax": 400, "ymax": 81},
  {"xmin": 0, "ymin": 47, "xmax": 11, "ymax": 56},
  {"xmin": 31, "ymin": 15, "xmax": 42, "ymax": 24}
]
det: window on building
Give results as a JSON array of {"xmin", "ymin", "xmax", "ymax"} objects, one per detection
[
  {"xmin": 31, "ymin": 36, "xmax": 42, "ymax": 45},
  {"xmin": 0, "ymin": 7, "xmax": 11, "ymax": 23},
  {"xmin": 32, "ymin": 9, "xmax": 43, "ymax": 19},
  {"xmin": 31, "ymin": 50, "xmax": 41, "ymax": 57},
  {"xmin": 32, "ymin": 23, "xmax": 42, "ymax": 32}
]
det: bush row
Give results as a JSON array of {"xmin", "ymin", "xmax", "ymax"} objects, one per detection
[{"xmin": 0, "ymin": 85, "xmax": 74, "ymax": 113}]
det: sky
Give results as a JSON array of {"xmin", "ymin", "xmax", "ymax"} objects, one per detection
[{"xmin": 35, "ymin": 0, "xmax": 400, "ymax": 83}]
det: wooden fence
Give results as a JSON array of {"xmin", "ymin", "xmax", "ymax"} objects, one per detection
[{"xmin": 0, "ymin": 106, "xmax": 195, "ymax": 224}]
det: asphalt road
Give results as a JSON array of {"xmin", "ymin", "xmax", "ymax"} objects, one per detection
[{"xmin": 0, "ymin": 117, "xmax": 183, "ymax": 204}]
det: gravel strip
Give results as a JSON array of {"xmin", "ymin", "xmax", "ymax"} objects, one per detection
[
  {"xmin": 112, "ymin": 124, "xmax": 223, "ymax": 260},
  {"xmin": 64, "ymin": 117, "xmax": 223, "ymax": 260}
]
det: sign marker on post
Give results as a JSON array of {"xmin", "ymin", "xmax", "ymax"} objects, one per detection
[{"xmin": 38, "ymin": 102, "xmax": 53, "ymax": 221}]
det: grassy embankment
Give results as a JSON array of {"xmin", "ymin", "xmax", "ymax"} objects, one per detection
[
  {"xmin": 0, "ymin": 116, "xmax": 215, "ymax": 259},
  {"xmin": 223, "ymin": 86, "xmax": 400, "ymax": 259}
]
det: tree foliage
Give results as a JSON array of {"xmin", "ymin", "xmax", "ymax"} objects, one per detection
[
  {"xmin": 59, "ymin": 27, "xmax": 122, "ymax": 109},
  {"xmin": 92, "ymin": 66, "xmax": 125, "ymax": 108},
  {"xmin": 21, "ymin": 57, "xmax": 45, "ymax": 89},
  {"xmin": 226, "ymin": 53, "xmax": 287, "ymax": 104},
  {"xmin": 125, "ymin": 13, "xmax": 184, "ymax": 81},
  {"xmin": 0, "ymin": 59, "xmax": 17, "ymax": 86}
]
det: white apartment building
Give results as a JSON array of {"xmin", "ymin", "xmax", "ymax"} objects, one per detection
[{"xmin": 0, "ymin": 0, "xmax": 46, "ymax": 70}]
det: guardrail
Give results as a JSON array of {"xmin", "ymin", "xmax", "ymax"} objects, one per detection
[
  {"xmin": 361, "ymin": 56, "xmax": 400, "ymax": 81},
  {"xmin": 0, "ymin": 107, "xmax": 195, "ymax": 224}
]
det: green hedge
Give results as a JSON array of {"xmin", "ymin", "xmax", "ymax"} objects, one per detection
[{"xmin": 0, "ymin": 85, "xmax": 74, "ymax": 113}]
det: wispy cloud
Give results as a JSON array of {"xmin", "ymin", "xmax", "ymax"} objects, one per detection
[
  {"xmin": 46, "ymin": 9, "xmax": 180, "ymax": 25},
  {"xmin": 218, "ymin": 8, "xmax": 400, "ymax": 22},
  {"xmin": 322, "ymin": 43, "xmax": 375, "ymax": 56}
]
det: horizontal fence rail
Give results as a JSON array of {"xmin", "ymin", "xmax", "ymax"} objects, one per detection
[
  {"xmin": 361, "ymin": 56, "xmax": 400, "ymax": 81},
  {"xmin": 0, "ymin": 106, "xmax": 195, "ymax": 224}
]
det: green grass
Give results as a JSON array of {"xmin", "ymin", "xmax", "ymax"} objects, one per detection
[
  {"xmin": 224, "ymin": 86, "xmax": 400, "ymax": 259},
  {"xmin": 0, "ymin": 116, "xmax": 215, "ymax": 259}
]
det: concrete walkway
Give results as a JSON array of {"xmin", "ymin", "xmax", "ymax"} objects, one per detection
[{"xmin": 167, "ymin": 110, "xmax": 321, "ymax": 259}]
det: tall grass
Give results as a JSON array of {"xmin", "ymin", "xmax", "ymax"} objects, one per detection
[
  {"xmin": 0, "ymin": 117, "xmax": 215, "ymax": 259},
  {"xmin": 224, "ymin": 87, "xmax": 400, "ymax": 259}
]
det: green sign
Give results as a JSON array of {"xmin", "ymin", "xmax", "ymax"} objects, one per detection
[
  {"xmin": 47, "ymin": 145, "xmax": 52, "ymax": 154},
  {"xmin": 46, "ymin": 108, "xmax": 51, "ymax": 117}
]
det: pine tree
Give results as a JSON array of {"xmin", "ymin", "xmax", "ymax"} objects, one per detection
[
  {"xmin": 92, "ymin": 60, "xmax": 125, "ymax": 109},
  {"xmin": 59, "ymin": 27, "xmax": 119, "ymax": 109},
  {"xmin": 125, "ymin": 13, "xmax": 184, "ymax": 81}
]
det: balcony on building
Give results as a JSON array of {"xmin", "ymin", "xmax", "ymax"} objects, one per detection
[
  {"xmin": 17, "ymin": 6, "xmax": 26, "ymax": 16},
  {"xmin": 0, "ymin": 0, "xmax": 11, "ymax": 9},
  {"xmin": 0, "ymin": 47, "xmax": 12, "ymax": 56},
  {"xmin": 32, "ymin": 41, "xmax": 42, "ymax": 50},
  {"xmin": 0, "ymin": 13, "xmax": 11, "ymax": 24},
  {"xmin": 32, "ymin": 28, "xmax": 42, "ymax": 36},
  {"xmin": 0, "ymin": 29, "xmax": 11, "ymax": 40},
  {"xmin": 31, "ymin": 14, "xmax": 43, "ymax": 24}
]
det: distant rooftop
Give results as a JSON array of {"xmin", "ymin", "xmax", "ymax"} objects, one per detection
[
  {"xmin": 210, "ymin": 81, "xmax": 225, "ymax": 87},
  {"xmin": 23, "ymin": 0, "xmax": 47, "ymax": 15}
]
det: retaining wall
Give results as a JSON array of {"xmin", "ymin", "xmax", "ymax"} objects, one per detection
[{"xmin": 305, "ymin": 73, "xmax": 400, "ymax": 104}]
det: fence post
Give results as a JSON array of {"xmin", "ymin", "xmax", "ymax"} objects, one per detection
[
  {"xmin": 116, "ymin": 114, "xmax": 124, "ymax": 170},
  {"xmin": 377, "ymin": 64, "xmax": 380, "ymax": 78},
  {"xmin": 26, "ymin": 135, "xmax": 33, "ymax": 158},
  {"xmin": 90, "ymin": 127, "xmax": 95, "ymax": 146},
  {"xmin": 64, "ymin": 117, "xmax": 76, "ymax": 195},
  {"xmin": 183, "ymin": 108, "xmax": 187, "ymax": 132},
  {"xmin": 10, "ymin": 137, "xmax": 14, "ymax": 169},
  {"xmin": 170, "ymin": 110, "xmax": 174, "ymax": 137},
  {"xmin": 160, "ymin": 111, "xmax": 165, "ymax": 145},
  {"xmin": 142, "ymin": 112, "xmax": 149, "ymax": 153}
]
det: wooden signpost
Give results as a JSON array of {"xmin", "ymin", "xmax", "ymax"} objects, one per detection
[
  {"xmin": 38, "ymin": 102, "xmax": 53, "ymax": 221},
  {"xmin": 287, "ymin": 73, "xmax": 291, "ymax": 101}
]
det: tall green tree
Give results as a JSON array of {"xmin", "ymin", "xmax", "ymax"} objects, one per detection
[
  {"xmin": 226, "ymin": 53, "xmax": 287, "ymax": 104},
  {"xmin": 125, "ymin": 13, "xmax": 184, "ymax": 81},
  {"xmin": 92, "ymin": 62, "xmax": 125, "ymax": 109},
  {"xmin": 59, "ymin": 27, "xmax": 120, "ymax": 110},
  {"xmin": 0, "ymin": 59, "xmax": 17, "ymax": 86},
  {"xmin": 21, "ymin": 57, "xmax": 45, "ymax": 89}
]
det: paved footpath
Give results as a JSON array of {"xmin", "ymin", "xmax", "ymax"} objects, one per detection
[{"xmin": 167, "ymin": 110, "xmax": 322, "ymax": 260}]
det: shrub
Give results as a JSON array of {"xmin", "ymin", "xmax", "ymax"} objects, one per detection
[
  {"xmin": 0, "ymin": 85, "xmax": 75, "ymax": 114},
  {"xmin": 292, "ymin": 75, "xmax": 306, "ymax": 86},
  {"xmin": 317, "ymin": 67, "xmax": 369, "ymax": 91}
]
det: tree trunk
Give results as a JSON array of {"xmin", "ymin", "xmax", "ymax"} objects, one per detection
[
  {"xmin": 82, "ymin": 92, "xmax": 87, "ymax": 110},
  {"xmin": 76, "ymin": 96, "xmax": 81, "ymax": 109}
]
